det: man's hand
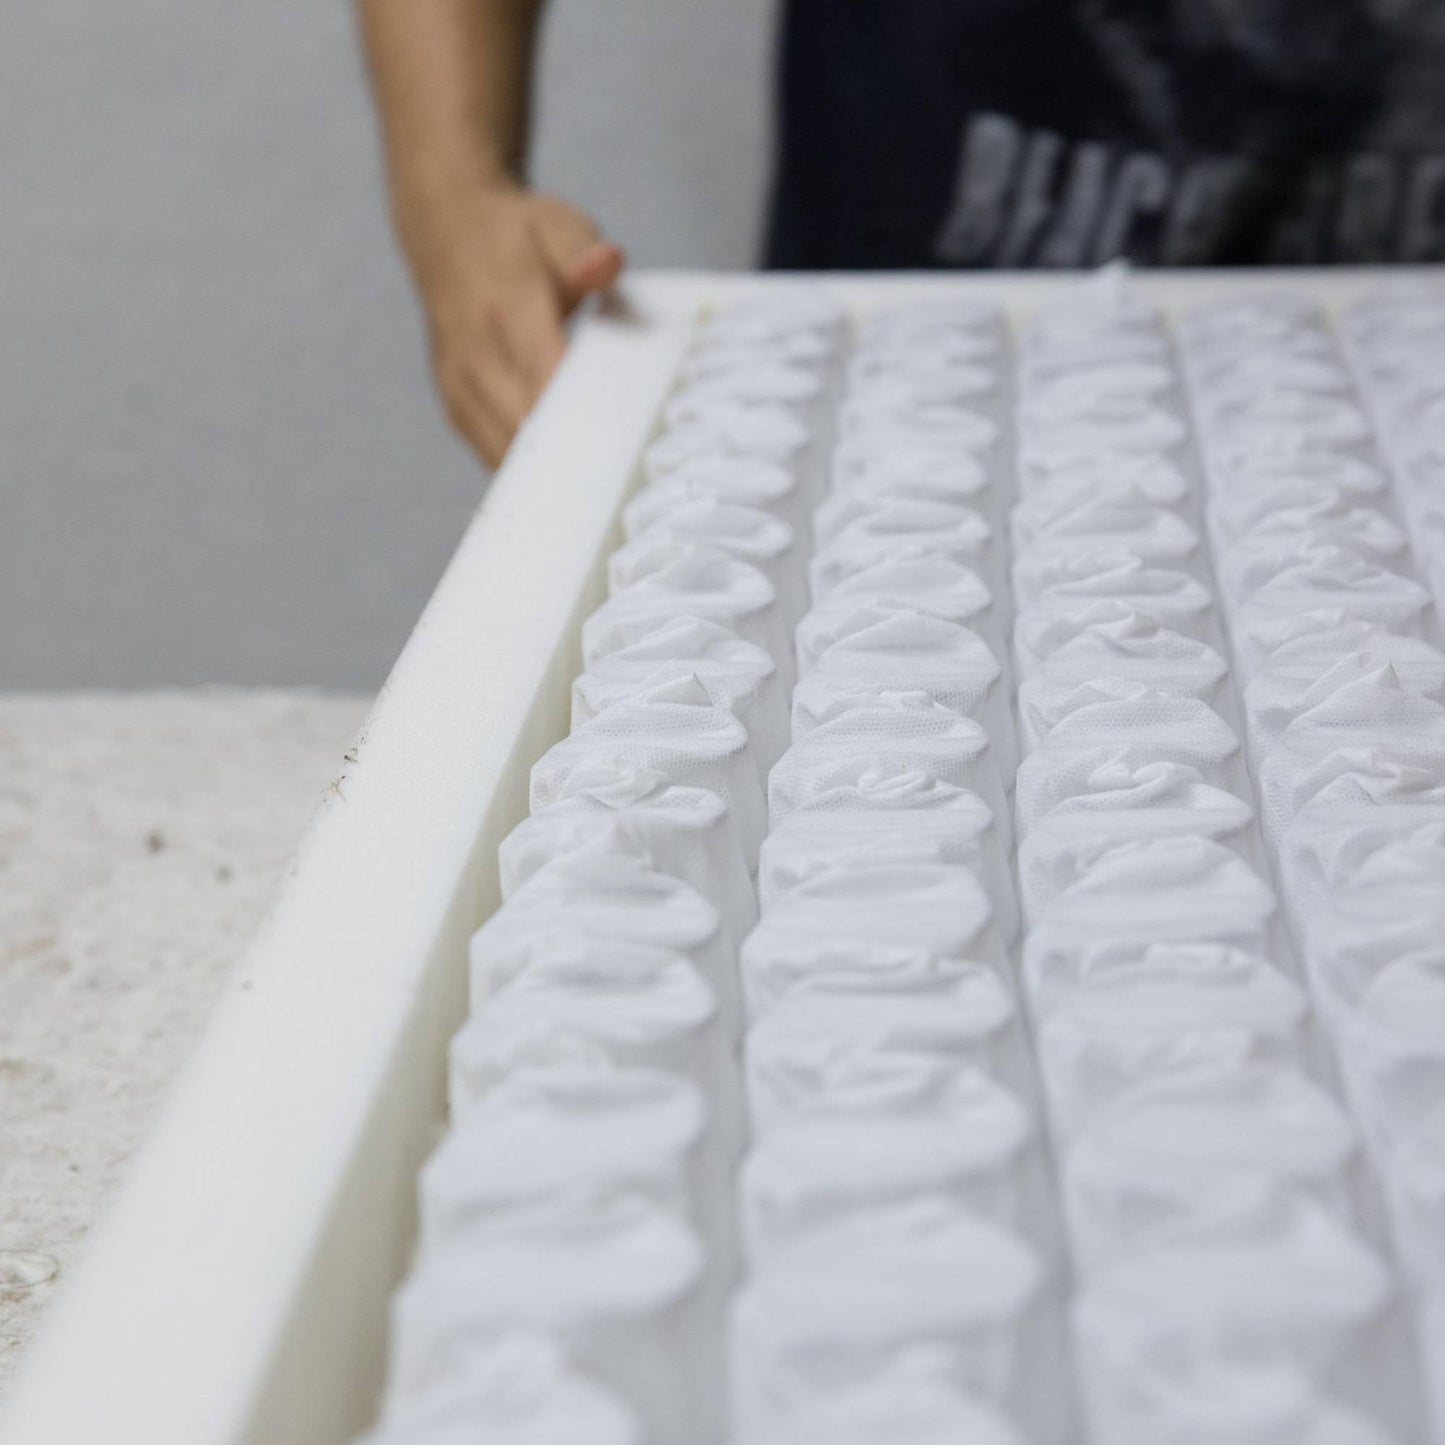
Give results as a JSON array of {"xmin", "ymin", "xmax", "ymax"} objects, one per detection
[
  {"xmin": 357, "ymin": 0, "xmax": 623, "ymax": 468},
  {"xmin": 407, "ymin": 183, "xmax": 625, "ymax": 467}
]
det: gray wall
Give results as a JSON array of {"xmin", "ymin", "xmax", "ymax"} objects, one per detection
[
  {"xmin": 0, "ymin": 1, "xmax": 776, "ymax": 689},
  {"xmin": 534, "ymin": 2, "xmax": 775, "ymax": 270}
]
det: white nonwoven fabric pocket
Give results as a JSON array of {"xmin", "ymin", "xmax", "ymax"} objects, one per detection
[
  {"xmin": 677, "ymin": 327, "xmax": 835, "ymax": 384},
  {"xmin": 1208, "ymin": 450, "xmax": 1387, "ymax": 512},
  {"xmin": 1011, "ymin": 496, "xmax": 1199, "ymax": 568},
  {"xmin": 1074, "ymin": 1337, "xmax": 1396, "ymax": 1445},
  {"xmin": 863, "ymin": 293, "xmax": 1001, "ymax": 329},
  {"xmin": 1019, "ymin": 383, "xmax": 1183, "ymax": 435},
  {"xmin": 1344, "ymin": 283, "xmax": 1445, "ymax": 342},
  {"xmin": 629, "ymin": 483, "xmax": 801, "ymax": 563},
  {"xmin": 389, "ymin": 1190, "xmax": 710, "ymax": 1445},
  {"xmin": 831, "ymin": 436, "xmax": 993, "ymax": 503},
  {"xmin": 757, "ymin": 782, "xmax": 1015, "ymax": 941},
  {"xmin": 738, "ymin": 920, "xmax": 1012, "ymax": 1025},
  {"xmin": 1334, "ymin": 949, "xmax": 1445, "ymax": 1119},
  {"xmin": 1380, "ymin": 1119, "xmax": 1445, "ymax": 1302},
  {"xmin": 1289, "ymin": 848, "xmax": 1445, "ymax": 999},
  {"xmin": 1178, "ymin": 293, "xmax": 1326, "ymax": 350},
  {"xmin": 1280, "ymin": 812, "xmax": 1445, "ymax": 992},
  {"xmin": 582, "ymin": 552, "xmax": 791, "ymax": 687},
  {"xmin": 1282, "ymin": 798, "xmax": 1445, "ymax": 906},
  {"xmin": 809, "ymin": 503, "xmax": 995, "ymax": 599},
  {"xmin": 1033, "ymin": 940, "xmax": 1305, "ymax": 1047},
  {"xmin": 571, "ymin": 630, "xmax": 786, "ymax": 774},
  {"xmin": 1017, "ymin": 776, "xmax": 1257, "ymax": 922},
  {"xmin": 1312, "ymin": 925, "xmax": 1445, "ymax": 1074},
  {"xmin": 844, "ymin": 363, "xmax": 999, "ymax": 413},
  {"xmin": 1230, "ymin": 548, "xmax": 1431, "ymax": 640},
  {"xmin": 1016, "ymin": 453, "xmax": 1191, "ymax": 510},
  {"xmin": 1019, "ymin": 338, "xmax": 1171, "ymax": 385},
  {"xmin": 1024, "ymin": 835, "xmax": 1277, "ymax": 955},
  {"xmin": 1016, "ymin": 409, "xmax": 1186, "ymax": 469},
  {"xmin": 1198, "ymin": 391, "xmax": 1372, "ymax": 452},
  {"xmin": 813, "ymin": 469, "xmax": 996, "ymax": 542},
  {"xmin": 1013, "ymin": 699, "xmax": 1243, "ymax": 835},
  {"xmin": 664, "ymin": 361, "xmax": 827, "ymax": 424},
  {"xmin": 531, "ymin": 679, "xmax": 765, "ymax": 863},
  {"xmin": 1020, "ymin": 937, "xmax": 1302, "ymax": 1030},
  {"xmin": 1191, "ymin": 345, "xmax": 1350, "ymax": 402},
  {"xmin": 1232, "ymin": 605, "xmax": 1415, "ymax": 681},
  {"xmin": 1013, "ymin": 600, "xmax": 1227, "ymax": 691},
  {"xmin": 739, "ymin": 1071, "xmax": 1031, "ymax": 1262},
  {"xmin": 1038, "ymin": 1010, "xmax": 1305, "ymax": 1144},
  {"xmin": 766, "ymin": 695, "xmax": 1008, "ymax": 840},
  {"xmin": 499, "ymin": 782, "xmax": 755, "ymax": 949},
  {"xmin": 1073, "ymin": 1193, "xmax": 1389, "ymax": 1381},
  {"xmin": 1063, "ymin": 1063, "xmax": 1358, "ymax": 1201},
  {"xmin": 1017, "ymin": 296, "xmax": 1161, "ymax": 355},
  {"xmin": 1075, "ymin": 1276, "xmax": 1397, "ymax": 1445},
  {"xmin": 857, "ymin": 296, "xmax": 1001, "ymax": 343},
  {"xmin": 1018, "ymin": 357, "xmax": 1175, "ymax": 408},
  {"xmin": 644, "ymin": 401, "xmax": 820, "ymax": 484},
  {"xmin": 847, "ymin": 358, "xmax": 1001, "ymax": 407},
  {"xmin": 753, "ymin": 1016, "xmax": 1021, "ymax": 1111},
  {"xmin": 721, "ymin": 286, "xmax": 833, "ymax": 337},
  {"xmin": 1273, "ymin": 747, "xmax": 1445, "ymax": 820},
  {"xmin": 1332, "ymin": 973, "xmax": 1445, "ymax": 1291},
  {"xmin": 798, "ymin": 556, "xmax": 1000, "ymax": 666},
  {"xmin": 702, "ymin": 286, "xmax": 846, "ymax": 341},
  {"xmin": 610, "ymin": 505, "xmax": 806, "ymax": 625},
  {"xmin": 825, "ymin": 461, "xmax": 997, "ymax": 524},
  {"xmin": 1012, "ymin": 553, "xmax": 1213, "ymax": 628},
  {"xmin": 453, "ymin": 936, "xmax": 728, "ymax": 1108},
  {"xmin": 366, "ymin": 1331, "xmax": 641, "ymax": 1445},
  {"xmin": 1282, "ymin": 843, "xmax": 1445, "ymax": 1024},
  {"xmin": 743, "ymin": 861, "xmax": 1006, "ymax": 975},
  {"xmin": 1016, "ymin": 677, "xmax": 1234, "ymax": 756},
  {"xmin": 743, "ymin": 994, "xmax": 1021, "ymax": 1138},
  {"xmin": 1256, "ymin": 679, "xmax": 1445, "ymax": 852},
  {"xmin": 791, "ymin": 610, "xmax": 1014, "ymax": 775},
  {"xmin": 750, "ymin": 945, "xmax": 1013, "ymax": 1096},
  {"xmin": 1374, "ymin": 387, "xmax": 1445, "ymax": 458},
  {"xmin": 1392, "ymin": 433, "xmax": 1445, "ymax": 502},
  {"xmin": 574, "ymin": 612, "xmax": 773, "ymax": 678},
  {"xmin": 1064, "ymin": 1149, "xmax": 1327, "ymax": 1271},
  {"xmin": 837, "ymin": 395, "xmax": 1000, "ymax": 454},
  {"xmin": 849, "ymin": 341, "xmax": 995, "ymax": 384},
  {"xmin": 1205, "ymin": 416, "xmax": 1379, "ymax": 483},
  {"xmin": 1245, "ymin": 649, "xmax": 1445, "ymax": 759},
  {"xmin": 1018, "ymin": 689, "xmax": 1239, "ymax": 759},
  {"xmin": 627, "ymin": 456, "xmax": 806, "ymax": 531},
  {"xmin": 472, "ymin": 842, "xmax": 735, "ymax": 1030},
  {"xmin": 853, "ymin": 312, "xmax": 998, "ymax": 355},
  {"xmin": 728, "ymin": 1198, "xmax": 1042, "ymax": 1435},
  {"xmin": 1219, "ymin": 532, "xmax": 1414, "ymax": 613},
  {"xmin": 745, "ymin": 942, "xmax": 1017, "ymax": 1069},
  {"xmin": 420, "ymin": 1061, "xmax": 707, "ymax": 1244},
  {"xmin": 1211, "ymin": 486, "xmax": 1408, "ymax": 561},
  {"xmin": 743, "ymin": 1352, "xmax": 1024, "ymax": 1445}
]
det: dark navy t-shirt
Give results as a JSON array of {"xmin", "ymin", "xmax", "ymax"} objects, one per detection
[{"xmin": 766, "ymin": 0, "xmax": 1445, "ymax": 269}]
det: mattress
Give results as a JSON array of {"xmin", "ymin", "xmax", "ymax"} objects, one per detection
[{"xmin": 5, "ymin": 268, "xmax": 1444, "ymax": 1445}]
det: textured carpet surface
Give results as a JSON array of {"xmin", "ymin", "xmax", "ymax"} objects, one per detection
[{"xmin": 0, "ymin": 690, "xmax": 369, "ymax": 1392}]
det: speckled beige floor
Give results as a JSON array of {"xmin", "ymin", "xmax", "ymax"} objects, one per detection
[{"xmin": 0, "ymin": 690, "xmax": 369, "ymax": 1394}]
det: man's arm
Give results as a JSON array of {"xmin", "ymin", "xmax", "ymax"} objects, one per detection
[{"xmin": 357, "ymin": 0, "xmax": 624, "ymax": 466}]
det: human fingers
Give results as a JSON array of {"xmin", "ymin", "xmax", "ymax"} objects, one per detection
[{"xmin": 530, "ymin": 194, "xmax": 627, "ymax": 310}]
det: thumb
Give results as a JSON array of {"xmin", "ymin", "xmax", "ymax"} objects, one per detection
[{"xmin": 531, "ymin": 195, "xmax": 626, "ymax": 309}]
